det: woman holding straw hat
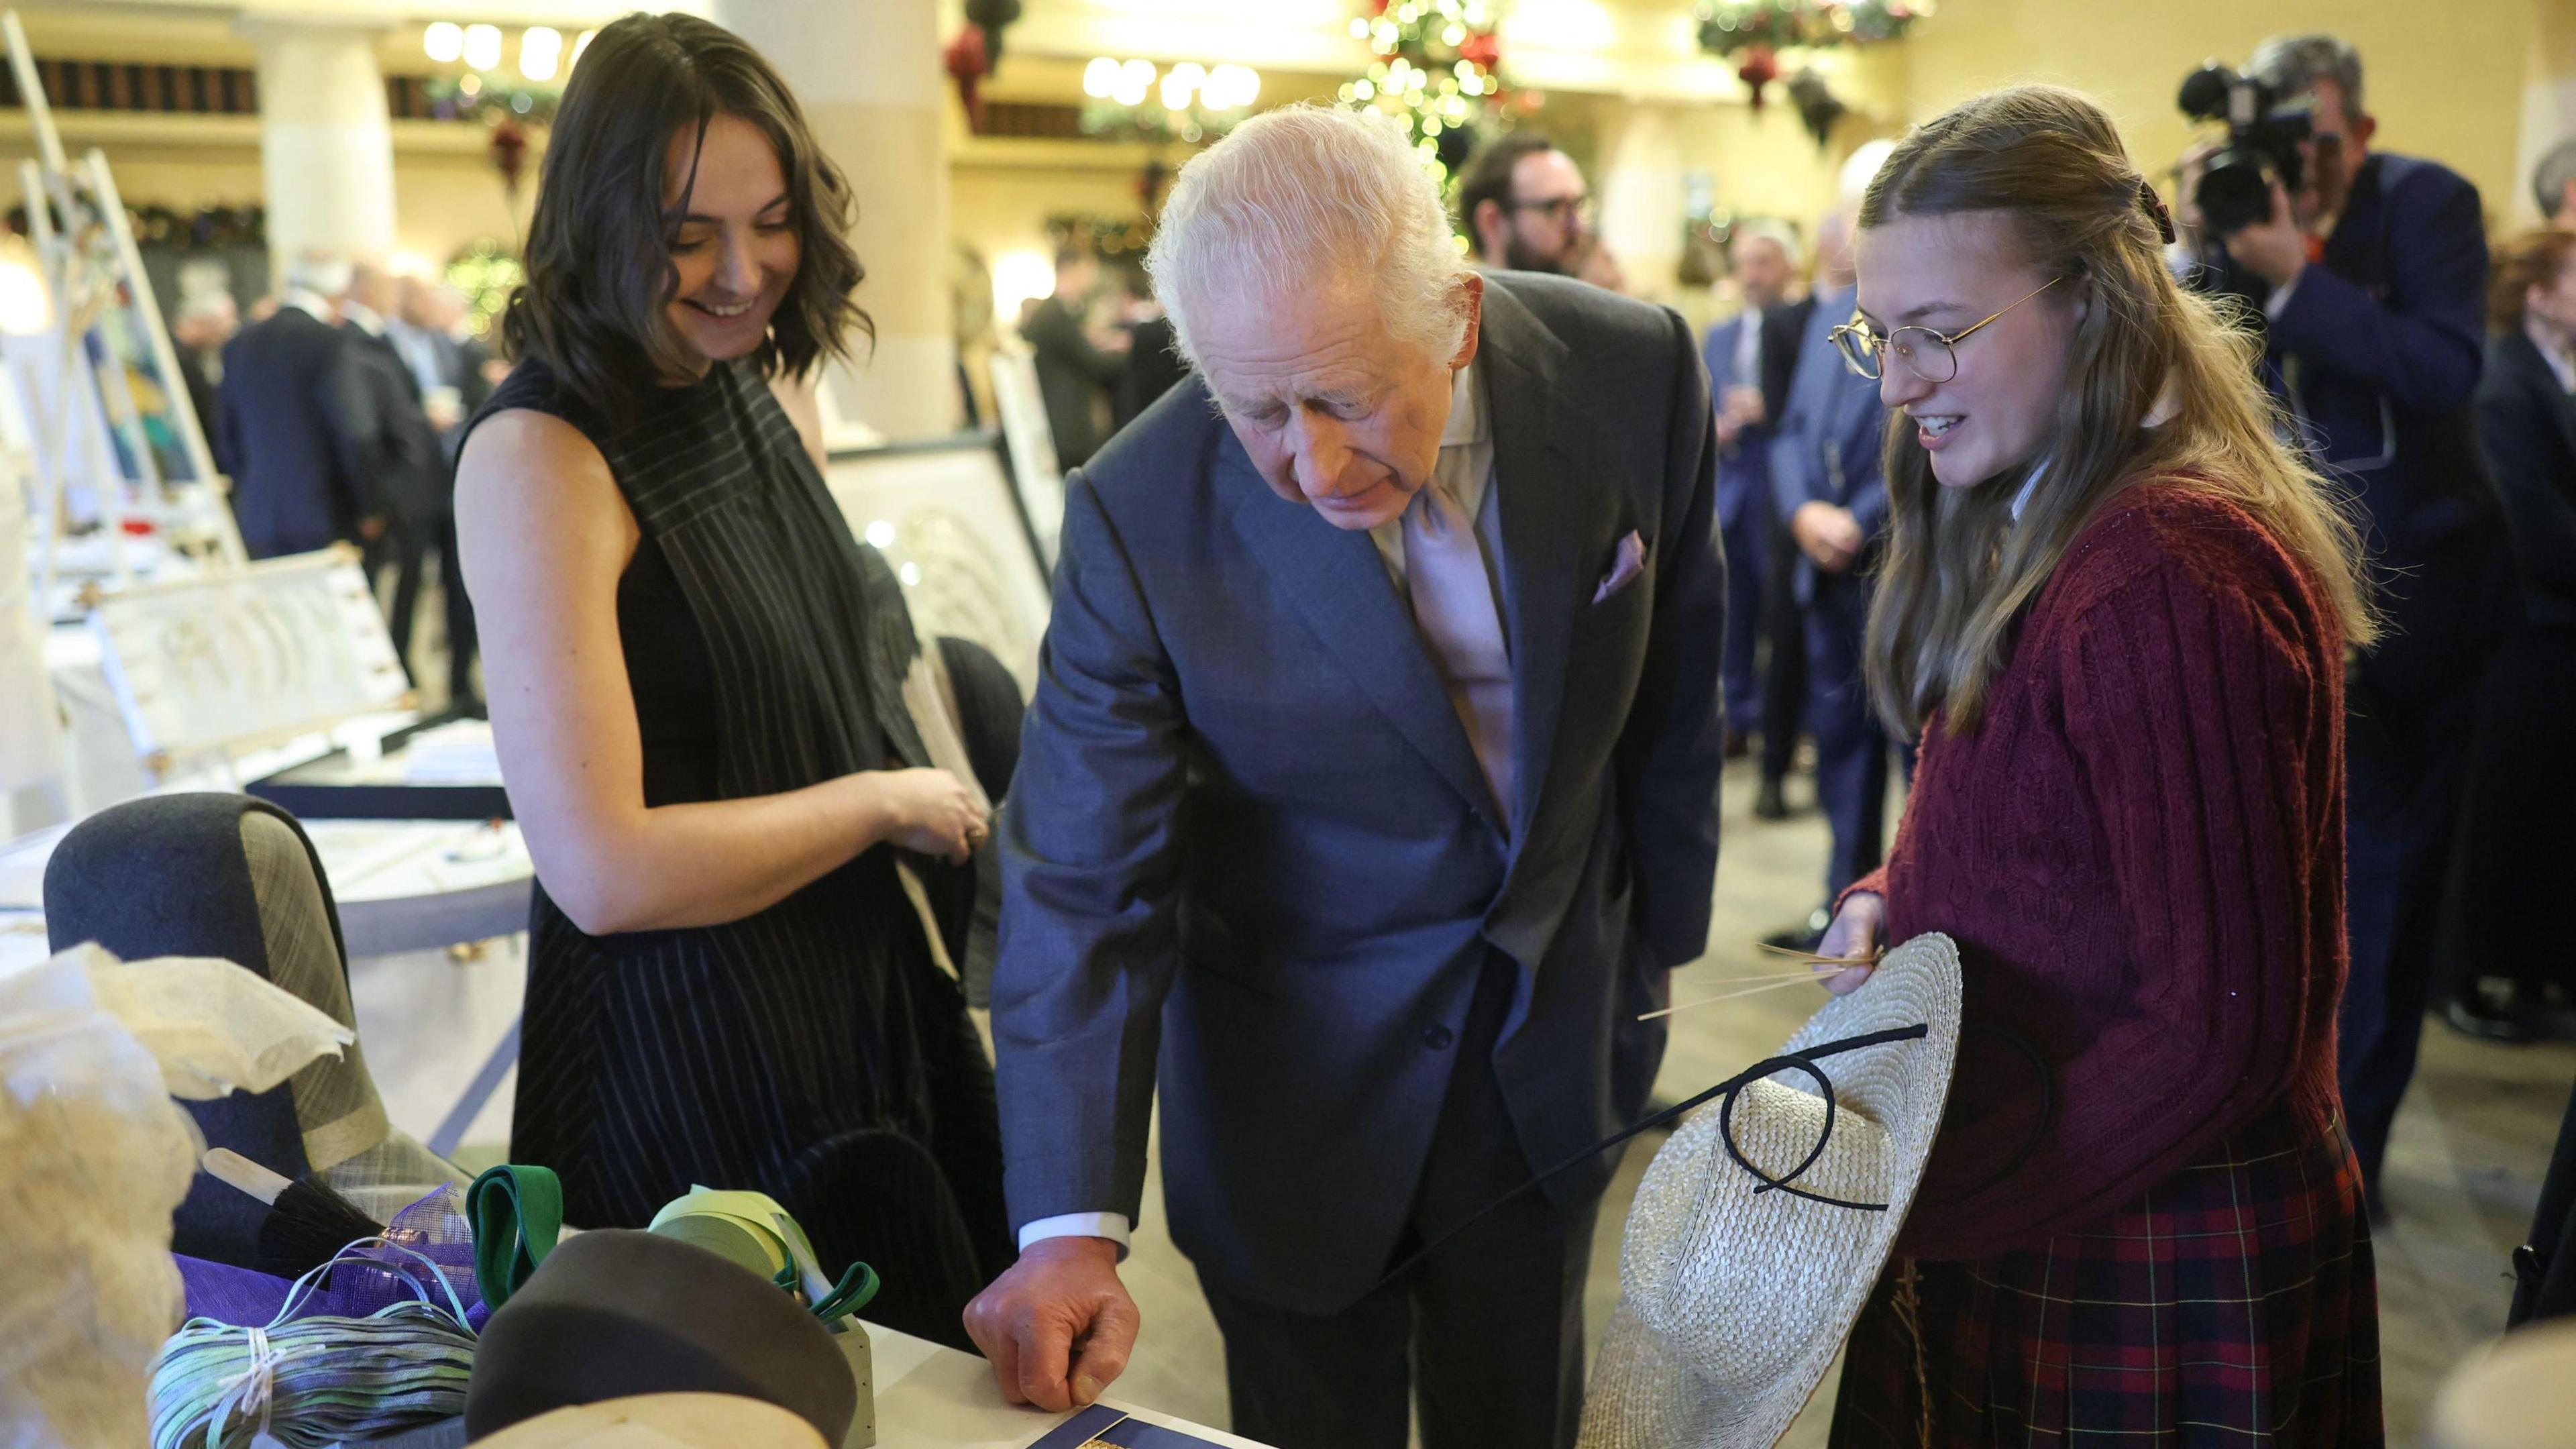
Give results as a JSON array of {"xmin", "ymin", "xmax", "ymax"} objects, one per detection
[{"xmin": 1796, "ymin": 86, "xmax": 2383, "ymax": 1443}]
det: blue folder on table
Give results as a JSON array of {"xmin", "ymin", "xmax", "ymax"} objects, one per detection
[{"xmin": 1026, "ymin": 1402, "xmax": 1230, "ymax": 1448}]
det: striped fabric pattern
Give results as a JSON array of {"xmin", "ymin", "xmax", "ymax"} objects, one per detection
[
  {"xmin": 1830, "ymin": 1108, "xmax": 2383, "ymax": 1446},
  {"xmin": 470, "ymin": 360, "xmax": 1010, "ymax": 1348}
]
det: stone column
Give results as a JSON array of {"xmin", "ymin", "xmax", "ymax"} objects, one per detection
[
  {"xmin": 1596, "ymin": 101, "xmax": 1686, "ymax": 307},
  {"xmin": 715, "ymin": 0, "xmax": 961, "ymax": 439},
  {"xmin": 241, "ymin": 18, "xmax": 398, "ymax": 280}
]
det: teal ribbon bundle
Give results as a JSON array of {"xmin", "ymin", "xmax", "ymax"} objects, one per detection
[{"xmin": 148, "ymin": 1240, "xmax": 476, "ymax": 1449}]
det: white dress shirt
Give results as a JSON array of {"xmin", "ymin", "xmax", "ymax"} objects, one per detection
[
  {"xmin": 1017, "ymin": 360, "xmax": 1506, "ymax": 1257},
  {"xmin": 279, "ymin": 288, "xmax": 335, "ymax": 326},
  {"xmin": 1732, "ymin": 307, "xmax": 1763, "ymax": 394}
]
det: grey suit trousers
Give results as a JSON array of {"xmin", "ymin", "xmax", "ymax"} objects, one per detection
[{"xmin": 1197, "ymin": 953, "xmax": 1602, "ymax": 1449}]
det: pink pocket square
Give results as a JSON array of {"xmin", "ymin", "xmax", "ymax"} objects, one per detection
[{"xmin": 1593, "ymin": 531, "xmax": 1648, "ymax": 603}]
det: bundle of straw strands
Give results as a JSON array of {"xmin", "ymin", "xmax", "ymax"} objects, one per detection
[{"xmin": 148, "ymin": 1245, "xmax": 476, "ymax": 1449}]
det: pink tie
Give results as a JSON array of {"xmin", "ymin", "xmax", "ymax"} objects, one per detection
[{"xmin": 1403, "ymin": 482, "xmax": 1515, "ymax": 828}]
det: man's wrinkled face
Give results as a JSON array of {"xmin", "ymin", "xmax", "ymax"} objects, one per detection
[{"xmin": 1192, "ymin": 274, "xmax": 1483, "ymax": 531}]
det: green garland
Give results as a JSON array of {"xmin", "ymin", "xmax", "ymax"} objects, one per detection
[
  {"xmin": 1338, "ymin": 0, "xmax": 1506, "ymax": 186},
  {"xmin": 441, "ymin": 239, "xmax": 524, "ymax": 339},
  {"xmin": 1697, "ymin": 0, "xmax": 1926, "ymax": 58},
  {"xmin": 423, "ymin": 73, "xmax": 558, "ymax": 125}
]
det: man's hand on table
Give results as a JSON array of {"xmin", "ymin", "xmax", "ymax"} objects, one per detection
[{"xmin": 963, "ymin": 1235, "xmax": 1139, "ymax": 1412}]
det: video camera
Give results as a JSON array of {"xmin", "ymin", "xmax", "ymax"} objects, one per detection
[{"xmin": 2176, "ymin": 62, "xmax": 2313, "ymax": 237}]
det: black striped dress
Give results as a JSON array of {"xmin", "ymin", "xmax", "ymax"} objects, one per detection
[{"xmin": 464, "ymin": 357, "xmax": 1010, "ymax": 1348}]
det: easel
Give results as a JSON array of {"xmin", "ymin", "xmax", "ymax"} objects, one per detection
[{"xmin": 3, "ymin": 7, "xmax": 243, "ymax": 614}]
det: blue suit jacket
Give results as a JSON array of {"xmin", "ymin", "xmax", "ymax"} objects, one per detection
[
  {"xmin": 992, "ymin": 274, "xmax": 1726, "ymax": 1313},
  {"xmin": 2200, "ymin": 152, "xmax": 2506, "ymax": 698},
  {"xmin": 216, "ymin": 307, "xmax": 372, "ymax": 559},
  {"xmin": 1769, "ymin": 286, "xmax": 1890, "ymax": 604},
  {"xmin": 2228, "ymin": 153, "xmax": 2493, "ymax": 561}
]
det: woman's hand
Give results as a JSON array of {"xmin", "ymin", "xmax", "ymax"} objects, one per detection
[
  {"xmin": 873, "ymin": 768, "xmax": 987, "ymax": 865},
  {"xmin": 1815, "ymin": 890, "xmax": 1885, "ymax": 996}
]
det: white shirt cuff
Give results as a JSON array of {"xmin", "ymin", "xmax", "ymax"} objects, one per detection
[
  {"xmin": 2263, "ymin": 272, "xmax": 2301, "ymax": 321},
  {"xmin": 1018, "ymin": 1212, "xmax": 1133, "ymax": 1258}
]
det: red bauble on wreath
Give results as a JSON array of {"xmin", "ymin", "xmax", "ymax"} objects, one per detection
[
  {"xmin": 945, "ymin": 23, "xmax": 991, "ymax": 130},
  {"xmin": 1735, "ymin": 43, "xmax": 1780, "ymax": 109},
  {"xmin": 489, "ymin": 119, "xmax": 529, "ymax": 199}
]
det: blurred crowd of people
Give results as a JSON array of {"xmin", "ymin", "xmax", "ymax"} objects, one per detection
[{"xmin": 188, "ymin": 254, "xmax": 503, "ymax": 714}]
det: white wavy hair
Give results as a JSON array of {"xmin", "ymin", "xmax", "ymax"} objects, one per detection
[{"xmin": 1148, "ymin": 103, "xmax": 1474, "ymax": 372}]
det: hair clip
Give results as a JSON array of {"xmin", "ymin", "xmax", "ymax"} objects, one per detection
[{"xmin": 2136, "ymin": 177, "xmax": 2178, "ymax": 246}]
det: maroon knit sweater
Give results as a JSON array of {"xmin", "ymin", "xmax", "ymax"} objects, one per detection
[{"xmin": 1855, "ymin": 480, "xmax": 2350, "ymax": 1261}]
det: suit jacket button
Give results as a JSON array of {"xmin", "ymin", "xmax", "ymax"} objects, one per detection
[{"xmin": 1421, "ymin": 1024, "xmax": 1454, "ymax": 1051}]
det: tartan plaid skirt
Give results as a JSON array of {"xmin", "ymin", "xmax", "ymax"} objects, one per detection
[{"xmin": 1829, "ymin": 1108, "xmax": 2383, "ymax": 1446}]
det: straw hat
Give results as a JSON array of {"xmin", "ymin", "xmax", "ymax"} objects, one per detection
[{"xmin": 1579, "ymin": 932, "xmax": 1964, "ymax": 1449}]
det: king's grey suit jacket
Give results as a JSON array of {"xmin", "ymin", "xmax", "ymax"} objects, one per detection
[{"xmin": 993, "ymin": 272, "xmax": 1726, "ymax": 1315}]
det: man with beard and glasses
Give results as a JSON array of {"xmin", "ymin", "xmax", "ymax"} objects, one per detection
[{"xmin": 1458, "ymin": 133, "xmax": 1596, "ymax": 277}]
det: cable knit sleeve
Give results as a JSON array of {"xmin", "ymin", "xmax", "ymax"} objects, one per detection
[{"xmin": 1921, "ymin": 535, "xmax": 2334, "ymax": 1246}]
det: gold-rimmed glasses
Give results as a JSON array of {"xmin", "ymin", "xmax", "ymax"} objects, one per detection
[{"xmin": 1828, "ymin": 275, "xmax": 2063, "ymax": 383}]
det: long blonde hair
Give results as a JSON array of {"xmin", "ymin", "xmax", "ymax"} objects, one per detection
[{"xmin": 1858, "ymin": 85, "xmax": 2375, "ymax": 737}]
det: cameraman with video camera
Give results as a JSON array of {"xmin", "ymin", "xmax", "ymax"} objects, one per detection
[{"xmin": 2180, "ymin": 33, "xmax": 2506, "ymax": 1214}]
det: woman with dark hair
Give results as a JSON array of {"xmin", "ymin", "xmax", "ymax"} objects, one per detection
[
  {"xmin": 2439, "ymin": 230, "xmax": 2576, "ymax": 1037},
  {"xmin": 453, "ymin": 12, "xmax": 1009, "ymax": 1346},
  {"xmin": 1807, "ymin": 85, "xmax": 2383, "ymax": 1442}
]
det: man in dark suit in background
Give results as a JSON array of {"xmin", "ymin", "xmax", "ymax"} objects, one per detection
[
  {"xmin": 1022, "ymin": 246, "xmax": 1128, "ymax": 469},
  {"xmin": 1768, "ymin": 209, "xmax": 1896, "ymax": 950},
  {"xmin": 2438, "ymin": 231, "xmax": 2576, "ymax": 1038},
  {"xmin": 966, "ymin": 104, "xmax": 1725, "ymax": 1448},
  {"xmin": 216, "ymin": 254, "xmax": 378, "ymax": 559},
  {"xmin": 387, "ymin": 276, "xmax": 491, "ymax": 710},
  {"xmin": 169, "ymin": 292, "xmax": 235, "ymax": 461},
  {"xmin": 2190, "ymin": 33, "xmax": 2502, "ymax": 1205},
  {"xmin": 1111, "ymin": 258, "xmax": 1190, "ymax": 438},
  {"xmin": 329, "ymin": 262, "xmax": 448, "ymax": 692},
  {"xmin": 1701, "ymin": 220, "xmax": 1812, "ymax": 815}
]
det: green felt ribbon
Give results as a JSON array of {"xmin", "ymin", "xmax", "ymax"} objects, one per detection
[{"xmin": 468, "ymin": 1164, "xmax": 564, "ymax": 1311}]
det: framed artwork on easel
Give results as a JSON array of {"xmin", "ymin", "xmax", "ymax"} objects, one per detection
[{"xmin": 4, "ymin": 8, "xmax": 242, "ymax": 601}]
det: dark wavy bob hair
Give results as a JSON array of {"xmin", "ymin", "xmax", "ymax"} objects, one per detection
[{"xmin": 499, "ymin": 12, "xmax": 869, "ymax": 427}]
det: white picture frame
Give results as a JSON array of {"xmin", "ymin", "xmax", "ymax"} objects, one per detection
[
  {"xmin": 820, "ymin": 438, "xmax": 1051, "ymax": 698},
  {"xmin": 87, "ymin": 546, "xmax": 410, "ymax": 768},
  {"xmin": 987, "ymin": 345, "xmax": 1065, "ymax": 574}
]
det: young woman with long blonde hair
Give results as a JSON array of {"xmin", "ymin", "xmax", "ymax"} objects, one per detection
[{"xmin": 1811, "ymin": 86, "xmax": 2384, "ymax": 1443}]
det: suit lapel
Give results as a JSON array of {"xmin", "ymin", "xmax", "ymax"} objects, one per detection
[
  {"xmin": 1481, "ymin": 286, "xmax": 1593, "ymax": 854},
  {"xmin": 1220, "ymin": 433, "xmax": 1501, "ymax": 826}
]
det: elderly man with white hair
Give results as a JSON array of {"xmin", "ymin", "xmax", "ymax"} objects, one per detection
[{"xmin": 966, "ymin": 104, "xmax": 1725, "ymax": 1446}]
